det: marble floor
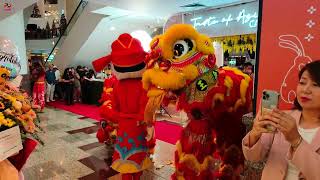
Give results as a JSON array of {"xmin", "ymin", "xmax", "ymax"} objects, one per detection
[{"xmin": 22, "ymin": 107, "xmax": 176, "ymax": 180}]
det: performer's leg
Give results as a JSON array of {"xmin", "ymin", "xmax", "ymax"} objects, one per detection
[
  {"xmin": 121, "ymin": 173, "xmax": 132, "ymax": 180},
  {"xmin": 39, "ymin": 84, "xmax": 45, "ymax": 110},
  {"xmin": 133, "ymin": 172, "xmax": 142, "ymax": 180}
]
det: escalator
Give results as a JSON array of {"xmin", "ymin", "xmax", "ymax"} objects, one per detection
[{"xmin": 45, "ymin": 0, "xmax": 89, "ymax": 64}]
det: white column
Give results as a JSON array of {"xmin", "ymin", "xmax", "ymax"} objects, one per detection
[{"xmin": 213, "ymin": 41, "xmax": 224, "ymax": 67}]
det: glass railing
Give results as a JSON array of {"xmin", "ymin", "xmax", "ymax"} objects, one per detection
[{"xmin": 45, "ymin": 0, "xmax": 88, "ymax": 63}]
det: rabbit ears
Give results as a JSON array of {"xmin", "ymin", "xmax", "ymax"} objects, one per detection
[{"xmin": 278, "ymin": 35, "xmax": 305, "ymax": 56}]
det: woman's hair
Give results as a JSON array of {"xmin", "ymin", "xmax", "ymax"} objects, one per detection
[
  {"xmin": 294, "ymin": 60, "xmax": 320, "ymax": 110},
  {"xmin": 86, "ymin": 69, "xmax": 96, "ymax": 79},
  {"xmin": 62, "ymin": 68, "xmax": 70, "ymax": 79}
]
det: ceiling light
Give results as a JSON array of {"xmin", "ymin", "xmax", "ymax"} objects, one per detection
[{"xmin": 110, "ymin": 26, "xmax": 115, "ymax": 31}]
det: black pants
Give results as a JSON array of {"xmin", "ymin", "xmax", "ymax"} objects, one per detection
[
  {"xmin": 55, "ymin": 83, "xmax": 63, "ymax": 100},
  {"xmin": 65, "ymin": 84, "xmax": 74, "ymax": 105}
]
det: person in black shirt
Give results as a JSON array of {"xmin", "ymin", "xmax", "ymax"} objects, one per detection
[{"xmin": 62, "ymin": 68, "xmax": 75, "ymax": 105}]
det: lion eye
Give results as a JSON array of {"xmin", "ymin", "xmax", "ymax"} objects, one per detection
[
  {"xmin": 1, "ymin": 73, "xmax": 7, "ymax": 78},
  {"xmin": 173, "ymin": 39, "xmax": 194, "ymax": 58}
]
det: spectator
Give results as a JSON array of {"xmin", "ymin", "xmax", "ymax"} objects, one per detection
[
  {"xmin": 32, "ymin": 61, "xmax": 46, "ymax": 112},
  {"xmin": 84, "ymin": 69, "xmax": 96, "ymax": 80},
  {"xmin": 76, "ymin": 65, "xmax": 83, "ymax": 77},
  {"xmin": 243, "ymin": 62, "xmax": 254, "ymax": 79},
  {"xmin": 45, "ymin": 64, "xmax": 56, "ymax": 102},
  {"xmin": 74, "ymin": 68, "xmax": 81, "ymax": 102},
  {"xmin": 242, "ymin": 60, "xmax": 320, "ymax": 179},
  {"xmin": 62, "ymin": 68, "xmax": 75, "ymax": 105},
  {"xmin": 53, "ymin": 65, "xmax": 63, "ymax": 99}
]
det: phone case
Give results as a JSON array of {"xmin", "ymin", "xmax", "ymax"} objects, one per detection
[
  {"xmin": 261, "ymin": 90, "xmax": 280, "ymax": 110},
  {"xmin": 261, "ymin": 90, "xmax": 280, "ymax": 132}
]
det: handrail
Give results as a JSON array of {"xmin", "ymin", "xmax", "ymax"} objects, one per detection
[{"xmin": 45, "ymin": 0, "xmax": 88, "ymax": 64}]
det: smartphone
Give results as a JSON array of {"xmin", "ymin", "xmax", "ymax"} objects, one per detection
[{"xmin": 261, "ymin": 90, "xmax": 280, "ymax": 132}]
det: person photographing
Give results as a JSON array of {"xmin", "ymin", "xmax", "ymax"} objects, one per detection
[{"xmin": 242, "ymin": 60, "xmax": 320, "ymax": 179}]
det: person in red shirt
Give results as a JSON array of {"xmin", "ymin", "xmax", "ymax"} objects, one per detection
[{"xmin": 32, "ymin": 61, "xmax": 46, "ymax": 112}]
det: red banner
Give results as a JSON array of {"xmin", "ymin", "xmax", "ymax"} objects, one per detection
[{"xmin": 256, "ymin": 0, "xmax": 320, "ymax": 109}]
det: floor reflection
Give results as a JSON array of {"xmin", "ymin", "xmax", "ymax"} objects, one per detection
[{"xmin": 23, "ymin": 107, "xmax": 175, "ymax": 180}]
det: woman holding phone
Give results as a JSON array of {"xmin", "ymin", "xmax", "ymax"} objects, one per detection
[{"xmin": 242, "ymin": 60, "xmax": 320, "ymax": 179}]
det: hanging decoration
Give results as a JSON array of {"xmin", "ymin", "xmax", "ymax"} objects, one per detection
[
  {"xmin": 3, "ymin": 2, "xmax": 13, "ymax": 12},
  {"xmin": 212, "ymin": 34, "xmax": 256, "ymax": 54}
]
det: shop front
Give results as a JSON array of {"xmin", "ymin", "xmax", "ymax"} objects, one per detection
[
  {"xmin": 164, "ymin": 0, "xmax": 258, "ymax": 69},
  {"xmin": 159, "ymin": 1, "xmax": 259, "ymax": 124}
]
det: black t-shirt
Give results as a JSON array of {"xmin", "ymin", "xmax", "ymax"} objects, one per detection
[{"xmin": 77, "ymin": 70, "xmax": 86, "ymax": 79}]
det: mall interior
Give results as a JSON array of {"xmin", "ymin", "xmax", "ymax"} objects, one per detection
[{"xmin": 0, "ymin": 0, "xmax": 319, "ymax": 180}]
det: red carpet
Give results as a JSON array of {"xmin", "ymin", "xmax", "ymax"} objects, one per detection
[
  {"xmin": 47, "ymin": 101, "xmax": 182, "ymax": 144},
  {"xmin": 48, "ymin": 101, "xmax": 102, "ymax": 120}
]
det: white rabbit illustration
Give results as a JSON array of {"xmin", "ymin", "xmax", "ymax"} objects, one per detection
[{"xmin": 279, "ymin": 35, "xmax": 312, "ymax": 104}]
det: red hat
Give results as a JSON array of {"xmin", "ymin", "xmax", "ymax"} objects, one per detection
[{"xmin": 92, "ymin": 33, "xmax": 147, "ymax": 72}]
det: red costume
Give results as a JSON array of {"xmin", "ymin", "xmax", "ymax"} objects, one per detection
[
  {"xmin": 92, "ymin": 34, "xmax": 152, "ymax": 180},
  {"xmin": 142, "ymin": 24, "xmax": 253, "ymax": 179}
]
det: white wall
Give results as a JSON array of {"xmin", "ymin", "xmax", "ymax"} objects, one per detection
[
  {"xmin": 54, "ymin": 2, "xmax": 106, "ymax": 70},
  {"xmin": 0, "ymin": 11, "xmax": 28, "ymax": 75},
  {"xmin": 213, "ymin": 42, "xmax": 224, "ymax": 67},
  {"xmin": 73, "ymin": 15, "xmax": 161, "ymax": 67}
]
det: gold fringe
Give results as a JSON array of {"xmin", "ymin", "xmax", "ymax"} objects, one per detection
[
  {"xmin": 144, "ymin": 89, "xmax": 166, "ymax": 124},
  {"xmin": 180, "ymin": 65, "xmax": 199, "ymax": 81},
  {"xmin": 195, "ymin": 34, "xmax": 214, "ymax": 55},
  {"xmin": 142, "ymin": 69, "xmax": 186, "ymax": 90},
  {"xmin": 176, "ymin": 141, "xmax": 215, "ymax": 175}
]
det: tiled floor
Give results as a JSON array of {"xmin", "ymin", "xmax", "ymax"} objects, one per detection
[{"xmin": 22, "ymin": 107, "xmax": 176, "ymax": 180}]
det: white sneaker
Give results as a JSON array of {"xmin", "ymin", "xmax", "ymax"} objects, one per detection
[
  {"xmin": 50, "ymin": 99, "xmax": 55, "ymax": 102},
  {"xmin": 46, "ymin": 100, "xmax": 50, "ymax": 103}
]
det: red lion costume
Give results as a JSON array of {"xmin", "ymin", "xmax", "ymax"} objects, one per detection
[
  {"xmin": 92, "ymin": 34, "xmax": 153, "ymax": 180},
  {"xmin": 142, "ymin": 24, "xmax": 253, "ymax": 179}
]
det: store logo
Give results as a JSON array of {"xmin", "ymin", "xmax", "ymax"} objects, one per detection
[
  {"xmin": 190, "ymin": 9, "xmax": 258, "ymax": 29},
  {"xmin": 212, "ymin": 70, "xmax": 218, "ymax": 81},
  {"xmin": 196, "ymin": 79, "xmax": 208, "ymax": 91}
]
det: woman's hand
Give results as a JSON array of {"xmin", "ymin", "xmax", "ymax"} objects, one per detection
[
  {"xmin": 248, "ymin": 110, "xmax": 277, "ymax": 146},
  {"xmin": 269, "ymin": 109, "xmax": 301, "ymax": 146},
  {"xmin": 251, "ymin": 110, "xmax": 277, "ymax": 136}
]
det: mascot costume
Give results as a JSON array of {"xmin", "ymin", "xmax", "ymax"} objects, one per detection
[
  {"xmin": 92, "ymin": 33, "xmax": 153, "ymax": 180},
  {"xmin": 142, "ymin": 24, "xmax": 253, "ymax": 179}
]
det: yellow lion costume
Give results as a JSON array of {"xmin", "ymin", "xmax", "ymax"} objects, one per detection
[{"xmin": 142, "ymin": 24, "xmax": 253, "ymax": 179}]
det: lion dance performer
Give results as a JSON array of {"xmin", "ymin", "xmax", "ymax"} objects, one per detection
[
  {"xmin": 92, "ymin": 33, "xmax": 153, "ymax": 180},
  {"xmin": 142, "ymin": 24, "xmax": 253, "ymax": 179}
]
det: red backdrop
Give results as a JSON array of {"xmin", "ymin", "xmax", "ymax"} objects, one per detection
[{"xmin": 256, "ymin": 0, "xmax": 320, "ymax": 110}]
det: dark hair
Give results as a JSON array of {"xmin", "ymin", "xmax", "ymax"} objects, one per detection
[
  {"xmin": 243, "ymin": 62, "xmax": 253, "ymax": 67},
  {"xmin": 63, "ymin": 68, "xmax": 70, "ymax": 79},
  {"xmin": 294, "ymin": 60, "xmax": 320, "ymax": 110},
  {"xmin": 243, "ymin": 62, "xmax": 254, "ymax": 74}
]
